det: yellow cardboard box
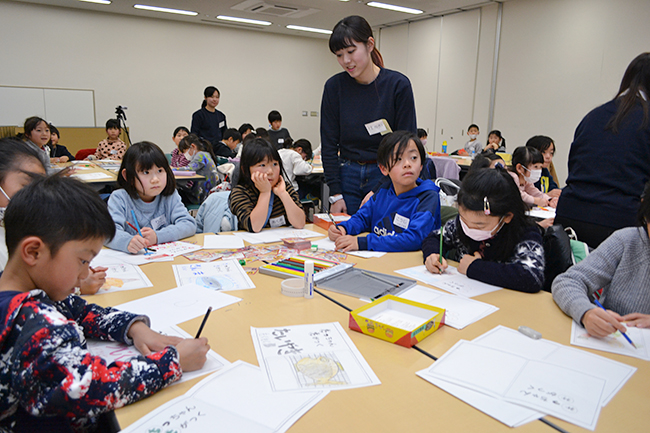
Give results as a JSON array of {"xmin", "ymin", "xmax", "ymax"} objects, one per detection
[{"xmin": 349, "ymin": 295, "xmax": 445, "ymax": 347}]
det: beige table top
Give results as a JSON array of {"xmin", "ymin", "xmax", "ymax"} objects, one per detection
[{"xmin": 88, "ymin": 226, "xmax": 648, "ymax": 433}]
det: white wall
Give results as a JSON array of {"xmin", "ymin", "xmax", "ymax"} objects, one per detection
[
  {"xmin": 0, "ymin": 1, "xmax": 340, "ymax": 152},
  {"xmin": 377, "ymin": 0, "xmax": 650, "ymax": 185}
]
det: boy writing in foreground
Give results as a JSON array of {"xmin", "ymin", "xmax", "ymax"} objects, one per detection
[
  {"xmin": 0, "ymin": 176, "xmax": 209, "ymax": 432},
  {"xmin": 328, "ymin": 131, "xmax": 441, "ymax": 252}
]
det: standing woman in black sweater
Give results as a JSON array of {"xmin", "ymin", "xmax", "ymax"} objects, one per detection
[
  {"xmin": 191, "ymin": 86, "xmax": 227, "ymax": 147},
  {"xmin": 555, "ymin": 53, "xmax": 650, "ymax": 248},
  {"xmin": 320, "ymin": 15, "xmax": 417, "ymax": 215}
]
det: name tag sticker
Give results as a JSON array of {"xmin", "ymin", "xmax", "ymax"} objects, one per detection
[
  {"xmin": 278, "ymin": 138, "xmax": 284, "ymax": 144},
  {"xmin": 393, "ymin": 213, "xmax": 410, "ymax": 230},
  {"xmin": 269, "ymin": 215, "xmax": 286, "ymax": 228},
  {"xmin": 219, "ymin": 121, "xmax": 225, "ymax": 128},
  {"xmin": 365, "ymin": 119, "xmax": 392, "ymax": 136},
  {"xmin": 150, "ymin": 215, "xmax": 167, "ymax": 231}
]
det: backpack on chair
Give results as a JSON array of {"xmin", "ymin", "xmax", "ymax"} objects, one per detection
[{"xmin": 542, "ymin": 224, "xmax": 574, "ymax": 292}]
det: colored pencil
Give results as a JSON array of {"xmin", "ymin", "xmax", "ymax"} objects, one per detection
[
  {"xmin": 195, "ymin": 307, "xmax": 212, "ymax": 338},
  {"xmin": 130, "ymin": 211, "xmax": 155, "ymax": 253}
]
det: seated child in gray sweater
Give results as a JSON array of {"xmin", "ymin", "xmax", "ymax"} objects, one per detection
[{"xmin": 552, "ymin": 182, "xmax": 650, "ymax": 337}]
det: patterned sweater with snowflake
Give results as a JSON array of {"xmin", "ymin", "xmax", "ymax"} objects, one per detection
[
  {"xmin": 422, "ymin": 216, "xmax": 545, "ymax": 293},
  {"xmin": 0, "ymin": 290, "xmax": 182, "ymax": 432}
]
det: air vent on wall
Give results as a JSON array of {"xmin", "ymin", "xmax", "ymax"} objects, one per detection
[{"xmin": 232, "ymin": 0, "xmax": 319, "ymax": 18}]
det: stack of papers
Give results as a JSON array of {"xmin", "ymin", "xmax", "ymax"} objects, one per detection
[
  {"xmin": 121, "ymin": 361, "xmax": 328, "ymax": 433},
  {"xmin": 417, "ymin": 326, "xmax": 636, "ymax": 430}
]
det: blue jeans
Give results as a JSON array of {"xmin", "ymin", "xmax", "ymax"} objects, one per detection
[{"xmin": 339, "ymin": 159, "xmax": 383, "ymax": 214}]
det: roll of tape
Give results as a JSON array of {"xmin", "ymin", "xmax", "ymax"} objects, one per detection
[{"xmin": 281, "ymin": 278, "xmax": 305, "ymax": 297}]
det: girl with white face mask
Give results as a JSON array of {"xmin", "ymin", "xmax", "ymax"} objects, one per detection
[
  {"xmin": 508, "ymin": 146, "xmax": 557, "ymax": 210},
  {"xmin": 423, "ymin": 167, "xmax": 545, "ymax": 293}
]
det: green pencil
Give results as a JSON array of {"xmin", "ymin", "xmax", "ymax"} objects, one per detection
[{"xmin": 439, "ymin": 225, "xmax": 444, "ymax": 264}]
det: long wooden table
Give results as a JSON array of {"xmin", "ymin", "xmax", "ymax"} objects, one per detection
[{"xmin": 87, "ymin": 226, "xmax": 648, "ymax": 433}]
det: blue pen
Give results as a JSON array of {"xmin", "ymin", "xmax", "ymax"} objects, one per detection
[
  {"xmin": 593, "ymin": 296, "xmax": 637, "ymax": 349},
  {"xmin": 131, "ymin": 210, "xmax": 154, "ymax": 254}
]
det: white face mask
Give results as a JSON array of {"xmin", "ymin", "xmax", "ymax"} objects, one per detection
[
  {"xmin": 469, "ymin": 134, "xmax": 478, "ymax": 140},
  {"xmin": 184, "ymin": 151, "xmax": 193, "ymax": 161},
  {"xmin": 523, "ymin": 167, "xmax": 542, "ymax": 183},
  {"xmin": 421, "ymin": 139, "xmax": 427, "ymax": 147},
  {"xmin": 0, "ymin": 186, "xmax": 10, "ymax": 221},
  {"xmin": 460, "ymin": 215, "xmax": 505, "ymax": 242}
]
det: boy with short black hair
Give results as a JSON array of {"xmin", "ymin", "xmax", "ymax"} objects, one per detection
[
  {"xmin": 88, "ymin": 118, "xmax": 126, "ymax": 160},
  {"xmin": 213, "ymin": 128, "xmax": 242, "ymax": 159},
  {"xmin": 464, "ymin": 123, "xmax": 483, "ymax": 156},
  {"xmin": 267, "ymin": 110, "xmax": 292, "ymax": 149},
  {"xmin": 0, "ymin": 176, "xmax": 208, "ymax": 432},
  {"xmin": 278, "ymin": 138, "xmax": 314, "ymax": 193},
  {"xmin": 48, "ymin": 124, "xmax": 75, "ymax": 163},
  {"xmin": 328, "ymin": 131, "xmax": 441, "ymax": 252}
]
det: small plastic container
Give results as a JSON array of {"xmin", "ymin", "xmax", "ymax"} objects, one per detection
[{"xmin": 281, "ymin": 278, "xmax": 305, "ymax": 297}]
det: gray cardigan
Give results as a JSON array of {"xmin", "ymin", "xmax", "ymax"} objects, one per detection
[{"xmin": 552, "ymin": 227, "xmax": 650, "ymax": 324}]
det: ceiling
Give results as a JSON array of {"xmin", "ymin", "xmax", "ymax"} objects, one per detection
[{"xmin": 12, "ymin": 0, "xmax": 502, "ymax": 38}]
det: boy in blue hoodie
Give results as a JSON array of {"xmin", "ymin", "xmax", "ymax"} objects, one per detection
[
  {"xmin": 0, "ymin": 176, "xmax": 209, "ymax": 432},
  {"xmin": 328, "ymin": 131, "xmax": 441, "ymax": 252}
]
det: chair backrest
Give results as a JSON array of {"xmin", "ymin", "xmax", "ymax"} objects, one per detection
[
  {"xmin": 435, "ymin": 178, "xmax": 461, "ymax": 207},
  {"xmin": 75, "ymin": 148, "xmax": 96, "ymax": 160}
]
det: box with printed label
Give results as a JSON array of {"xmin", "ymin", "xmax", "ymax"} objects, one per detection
[{"xmin": 349, "ymin": 295, "xmax": 445, "ymax": 347}]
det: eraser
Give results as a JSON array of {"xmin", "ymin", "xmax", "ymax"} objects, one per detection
[{"xmin": 518, "ymin": 326, "xmax": 542, "ymax": 340}]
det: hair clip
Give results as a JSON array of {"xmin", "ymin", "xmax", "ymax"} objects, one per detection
[{"xmin": 484, "ymin": 196, "xmax": 491, "ymax": 215}]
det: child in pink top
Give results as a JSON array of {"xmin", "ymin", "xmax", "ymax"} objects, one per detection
[{"xmin": 509, "ymin": 146, "xmax": 557, "ymax": 208}]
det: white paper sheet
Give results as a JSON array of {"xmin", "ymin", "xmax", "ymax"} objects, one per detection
[
  {"xmin": 151, "ymin": 240, "xmax": 202, "ymax": 257},
  {"xmin": 71, "ymin": 171, "xmax": 113, "ymax": 180},
  {"xmin": 309, "ymin": 237, "xmax": 386, "ymax": 257},
  {"xmin": 92, "ymin": 263, "xmax": 153, "ymax": 293},
  {"xmin": 423, "ymin": 340, "xmax": 605, "ymax": 430},
  {"xmin": 121, "ymin": 361, "xmax": 329, "ymax": 433},
  {"xmin": 397, "ymin": 285, "xmax": 498, "ymax": 329},
  {"xmin": 203, "ymin": 235, "xmax": 245, "ymax": 250},
  {"xmin": 527, "ymin": 206, "xmax": 556, "ymax": 219},
  {"xmin": 233, "ymin": 228, "xmax": 324, "ymax": 244},
  {"xmin": 114, "ymin": 284, "xmax": 241, "ymax": 329},
  {"xmin": 93, "ymin": 248, "xmax": 174, "ymax": 266},
  {"xmin": 571, "ymin": 320, "xmax": 650, "ymax": 361},
  {"xmin": 311, "ymin": 237, "xmax": 336, "ymax": 251},
  {"xmin": 172, "ymin": 259, "xmax": 255, "ymax": 291},
  {"xmin": 347, "ymin": 251, "xmax": 387, "ymax": 258},
  {"xmin": 251, "ymin": 322, "xmax": 380, "ymax": 392},
  {"xmin": 395, "ymin": 265, "xmax": 502, "ymax": 298},
  {"xmin": 86, "ymin": 325, "xmax": 230, "ymax": 385}
]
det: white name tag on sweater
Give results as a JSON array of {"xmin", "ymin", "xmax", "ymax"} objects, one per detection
[
  {"xmin": 269, "ymin": 215, "xmax": 286, "ymax": 228},
  {"xmin": 219, "ymin": 121, "xmax": 225, "ymax": 128},
  {"xmin": 393, "ymin": 213, "xmax": 410, "ymax": 230},
  {"xmin": 151, "ymin": 215, "xmax": 167, "ymax": 231},
  {"xmin": 365, "ymin": 119, "xmax": 392, "ymax": 136}
]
